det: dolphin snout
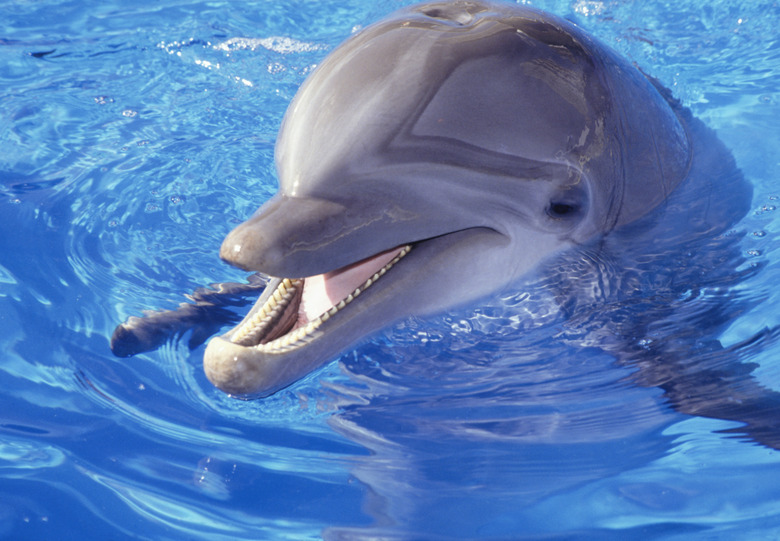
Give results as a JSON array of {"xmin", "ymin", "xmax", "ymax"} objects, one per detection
[
  {"xmin": 219, "ymin": 220, "xmax": 282, "ymax": 272},
  {"xmin": 219, "ymin": 195, "xmax": 349, "ymax": 276}
]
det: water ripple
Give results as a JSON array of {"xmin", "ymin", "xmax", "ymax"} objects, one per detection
[{"xmin": 1, "ymin": 0, "xmax": 779, "ymax": 539}]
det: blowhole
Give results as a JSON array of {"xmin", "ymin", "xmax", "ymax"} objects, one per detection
[{"xmin": 421, "ymin": 5, "xmax": 477, "ymax": 26}]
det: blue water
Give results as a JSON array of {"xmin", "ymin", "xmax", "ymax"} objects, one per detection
[{"xmin": 1, "ymin": 0, "xmax": 780, "ymax": 539}]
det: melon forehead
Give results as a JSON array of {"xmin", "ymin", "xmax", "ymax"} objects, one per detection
[{"xmin": 277, "ymin": 10, "xmax": 610, "ymax": 194}]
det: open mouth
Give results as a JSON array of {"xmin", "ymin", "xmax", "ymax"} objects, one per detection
[{"xmin": 226, "ymin": 244, "xmax": 412, "ymax": 353}]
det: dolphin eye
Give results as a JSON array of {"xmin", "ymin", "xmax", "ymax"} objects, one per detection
[{"xmin": 547, "ymin": 201, "xmax": 579, "ymax": 218}]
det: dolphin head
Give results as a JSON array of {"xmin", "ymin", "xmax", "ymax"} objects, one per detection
[{"xmin": 204, "ymin": 1, "xmax": 692, "ymax": 397}]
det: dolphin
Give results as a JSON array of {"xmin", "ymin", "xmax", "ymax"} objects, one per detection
[
  {"xmin": 109, "ymin": 0, "xmax": 780, "ymax": 450},
  {"xmin": 113, "ymin": 1, "xmax": 698, "ymax": 396},
  {"xmin": 194, "ymin": 0, "xmax": 696, "ymax": 397}
]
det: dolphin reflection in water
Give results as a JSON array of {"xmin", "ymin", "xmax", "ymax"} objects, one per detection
[{"xmin": 112, "ymin": 2, "xmax": 780, "ymax": 449}]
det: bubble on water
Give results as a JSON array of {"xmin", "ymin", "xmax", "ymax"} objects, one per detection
[
  {"xmin": 574, "ymin": 0, "xmax": 606, "ymax": 16},
  {"xmin": 267, "ymin": 62, "xmax": 286, "ymax": 74},
  {"xmin": 214, "ymin": 36, "xmax": 325, "ymax": 54},
  {"xmin": 638, "ymin": 338, "xmax": 654, "ymax": 349}
]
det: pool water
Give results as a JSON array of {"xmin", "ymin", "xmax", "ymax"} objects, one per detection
[{"xmin": 1, "ymin": 0, "xmax": 780, "ymax": 539}]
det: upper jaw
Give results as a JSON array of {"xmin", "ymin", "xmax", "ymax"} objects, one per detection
[{"xmin": 215, "ymin": 183, "xmax": 505, "ymax": 278}]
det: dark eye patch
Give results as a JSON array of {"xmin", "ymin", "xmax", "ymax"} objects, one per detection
[{"xmin": 548, "ymin": 202, "xmax": 579, "ymax": 217}]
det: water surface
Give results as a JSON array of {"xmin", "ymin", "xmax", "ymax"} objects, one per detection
[{"xmin": 1, "ymin": 0, "xmax": 780, "ymax": 539}]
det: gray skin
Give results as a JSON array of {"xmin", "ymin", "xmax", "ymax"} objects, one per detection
[{"xmin": 199, "ymin": 1, "xmax": 693, "ymax": 397}]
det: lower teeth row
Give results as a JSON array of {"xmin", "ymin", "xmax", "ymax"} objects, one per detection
[{"xmin": 232, "ymin": 245, "xmax": 412, "ymax": 354}]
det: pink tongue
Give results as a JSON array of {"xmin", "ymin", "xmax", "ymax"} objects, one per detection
[{"xmin": 299, "ymin": 246, "xmax": 404, "ymax": 323}]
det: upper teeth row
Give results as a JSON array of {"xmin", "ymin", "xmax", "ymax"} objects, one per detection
[
  {"xmin": 231, "ymin": 277, "xmax": 301, "ymax": 346},
  {"xmin": 239, "ymin": 245, "xmax": 412, "ymax": 354}
]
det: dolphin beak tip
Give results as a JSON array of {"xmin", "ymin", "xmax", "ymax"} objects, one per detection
[
  {"xmin": 218, "ymin": 239, "xmax": 240, "ymax": 265},
  {"xmin": 218, "ymin": 228, "xmax": 256, "ymax": 271}
]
